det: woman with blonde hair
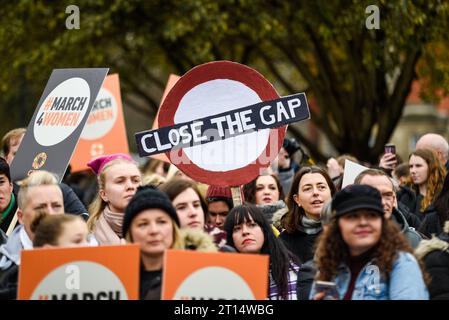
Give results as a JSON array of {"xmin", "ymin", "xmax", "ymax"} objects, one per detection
[
  {"xmin": 311, "ymin": 184, "xmax": 428, "ymax": 300},
  {"xmin": 407, "ymin": 148, "xmax": 446, "ymax": 220},
  {"xmin": 86, "ymin": 153, "xmax": 141, "ymax": 245},
  {"xmin": 123, "ymin": 185, "xmax": 184, "ymax": 299}
]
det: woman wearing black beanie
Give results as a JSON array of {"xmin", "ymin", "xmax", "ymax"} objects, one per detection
[{"xmin": 123, "ymin": 185, "xmax": 183, "ymax": 300}]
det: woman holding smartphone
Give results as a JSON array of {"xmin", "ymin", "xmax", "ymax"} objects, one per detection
[{"xmin": 310, "ymin": 184, "xmax": 429, "ymax": 300}]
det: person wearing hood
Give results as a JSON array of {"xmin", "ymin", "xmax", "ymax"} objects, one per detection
[
  {"xmin": 86, "ymin": 153, "xmax": 142, "ymax": 245},
  {"xmin": 355, "ymin": 169, "xmax": 423, "ymax": 248},
  {"xmin": 280, "ymin": 166, "xmax": 336, "ymax": 263},
  {"xmin": 205, "ymin": 185, "xmax": 233, "ymax": 230}
]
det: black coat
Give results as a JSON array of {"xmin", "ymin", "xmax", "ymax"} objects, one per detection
[
  {"xmin": 419, "ymin": 212, "xmax": 443, "ymax": 239},
  {"xmin": 420, "ymin": 232, "xmax": 449, "ymax": 300},
  {"xmin": 0, "ymin": 264, "xmax": 18, "ymax": 300},
  {"xmin": 397, "ymin": 186, "xmax": 418, "ymax": 217},
  {"xmin": 140, "ymin": 267, "xmax": 162, "ymax": 300},
  {"xmin": 60, "ymin": 183, "xmax": 89, "ymax": 220},
  {"xmin": 397, "ymin": 202, "xmax": 422, "ymax": 230},
  {"xmin": 398, "ymin": 186, "xmax": 439, "ymax": 225},
  {"xmin": 279, "ymin": 230, "xmax": 321, "ymax": 264},
  {"xmin": 296, "ymin": 259, "xmax": 317, "ymax": 300}
]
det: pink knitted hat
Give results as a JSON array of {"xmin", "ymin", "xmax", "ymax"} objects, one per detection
[{"xmin": 87, "ymin": 153, "xmax": 134, "ymax": 175}]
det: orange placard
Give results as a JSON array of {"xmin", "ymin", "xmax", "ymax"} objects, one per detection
[
  {"xmin": 150, "ymin": 74, "xmax": 180, "ymax": 163},
  {"xmin": 18, "ymin": 244, "xmax": 140, "ymax": 300},
  {"xmin": 70, "ymin": 74, "xmax": 129, "ymax": 172},
  {"xmin": 162, "ymin": 249, "xmax": 269, "ymax": 300}
]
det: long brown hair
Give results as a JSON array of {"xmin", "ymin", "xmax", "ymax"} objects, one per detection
[
  {"xmin": 159, "ymin": 179, "xmax": 208, "ymax": 217},
  {"xmin": 408, "ymin": 148, "xmax": 446, "ymax": 212},
  {"xmin": 283, "ymin": 166, "xmax": 336, "ymax": 233},
  {"xmin": 242, "ymin": 174, "xmax": 285, "ymax": 204},
  {"xmin": 315, "ymin": 216, "xmax": 429, "ymax": 284}
]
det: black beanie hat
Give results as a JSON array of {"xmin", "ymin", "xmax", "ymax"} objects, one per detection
[
  {"xmin": 332, "ymin": 184, "xmax": 384, "ymax": 218},
  {"xmin": 123, "ymin": 185, "xmax": 180, "ymax": 237}
]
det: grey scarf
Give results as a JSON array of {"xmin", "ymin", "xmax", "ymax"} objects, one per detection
[
  {"xmin": 297, "ymin": 215, "xmax": 322, "ymax": 235},
  {"xmin": 256, "ymin": 200, "xmax": 288, "ymax": 224}
]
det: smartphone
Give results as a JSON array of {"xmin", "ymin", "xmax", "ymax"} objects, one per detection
[
  {"xmin": 384, "ymin": 144, "xmax": 396, "ymax": 155},
  {"xmin": 314, "ymin": 280, "xmax": 340, "ymax": 300}
]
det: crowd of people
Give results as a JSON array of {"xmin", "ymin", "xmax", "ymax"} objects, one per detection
[{"xmin": 0, "ymin": 127, "xmax": 448, "ymax": 300}]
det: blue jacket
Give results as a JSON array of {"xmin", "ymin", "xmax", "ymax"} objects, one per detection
[{"xmin": 310, "ymin": 252, "xmax": 428, "ymax": 300}]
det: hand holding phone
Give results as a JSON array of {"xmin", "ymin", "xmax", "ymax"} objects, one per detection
[
  {"xmin": 380, "ymin": 144, "xmax": 397, "ymax": 170},
  {"xmin": 313, "ymin": 280, "xmax": 339, "ymax": 300},
  {"xmin": 384, "ymin": 144, "xmax": 396, "ymax": 155}
]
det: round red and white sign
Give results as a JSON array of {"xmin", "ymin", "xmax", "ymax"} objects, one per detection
[{"xmin": 159, "ymin": 61, "xmax": 285, "ymax": 186}]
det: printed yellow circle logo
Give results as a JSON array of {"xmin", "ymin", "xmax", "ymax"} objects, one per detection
[
  {"xmin": 173, "ymin": 266, "xmax": 255, "ymax": 300},
  {"xmin": 34, "ymin": 78, "xmax": 91, "ymax": 146},
  {"xmin": 30, "ymin": 261, "xmax": 128, "ymax": 300},
  {"xmin": 32, "ymin": 152, "xmax": 47, "ymax": 169},
  {"xmin": 81, "ymin": 87, "xmax": 118, "ymax": 140}
]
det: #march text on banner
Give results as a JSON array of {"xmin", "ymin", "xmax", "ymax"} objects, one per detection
[{"xmin": 135, "ymin": 93, "xmax": 310, "ymax": 157}]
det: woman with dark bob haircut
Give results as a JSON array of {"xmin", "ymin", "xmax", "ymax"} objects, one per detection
[
  {"xmin": 224, "ymin": 204, "xmax": 300, "ymax": 300},
  {"xmin": 280, "ymin": 166, "xmax": 336, "ymax": 263}
]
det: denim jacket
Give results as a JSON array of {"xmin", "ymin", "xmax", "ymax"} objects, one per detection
[{"xmin": 310, "ymin": 252, "xmax": 429, "ymax": 300}]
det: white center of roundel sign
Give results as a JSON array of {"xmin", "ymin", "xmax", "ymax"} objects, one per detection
[
  {"xmin": 175, "ymin": 79, "xmax": 269, "ymax": 172},
  {"xmin": 173, "ymin": 266, "xmax": 255, "ymax": 300},
  {"xmin": 135, "ymin": 61, "xmax": 310, "ymax": 186},
  {"xmin": 30, "ymin": 261, "xmax": 128, "ymax": 300},
  {"xmin": 34, "ymin": 77, "xmax": 91, "ymax": 147}
]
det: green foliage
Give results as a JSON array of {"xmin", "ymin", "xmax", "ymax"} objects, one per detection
[{"xmin": 1, "ymin": 0, "xmax": 448, "ymax": 162}]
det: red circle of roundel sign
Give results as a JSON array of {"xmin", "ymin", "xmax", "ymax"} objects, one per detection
[{"xmin": 158, "ymin": 61, "xmax": 285, "ymax": 187}]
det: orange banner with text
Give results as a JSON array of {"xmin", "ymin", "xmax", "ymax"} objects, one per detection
[
  {"xmin": 18, "ymin": 244, "xmax": 140, "ymax": 300},
  {"xmin": 70, "ymin": 74, "xmax": 129, "ymax": 172},
  {"xmin": 162, "ymin": 249, "xmax": 269, "ymax": 300}
]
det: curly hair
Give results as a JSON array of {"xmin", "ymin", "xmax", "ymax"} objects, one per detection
[
  {"xmin": 315, "ymin": 217, "xmax": 429, "ymax": 284},
  {"xmin": 408, "ymin": 148, "xmax": 446, "ymax": 212},
  {"xmin": 283, "ymin": 166, "xmax": 336, "ymax": 233}
]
